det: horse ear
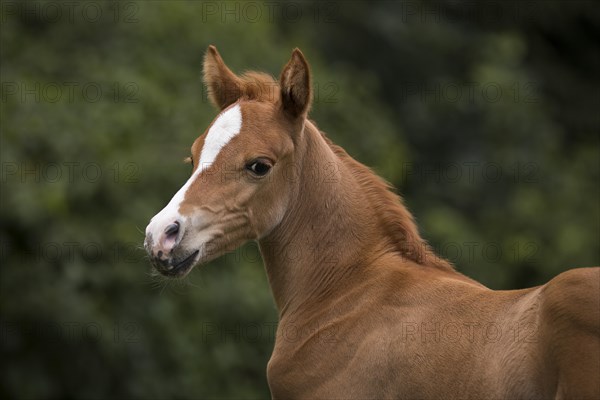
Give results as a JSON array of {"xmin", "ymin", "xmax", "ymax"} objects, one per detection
[
  {"xmin": 203, "ymin": 45, "xmax": 242, "ymax": 110},
  {"xmin": 279, "ymin": 48, "xmax": 312, "ymax": 119}
]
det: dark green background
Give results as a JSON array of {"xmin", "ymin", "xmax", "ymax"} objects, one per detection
[{"xmin": 1, "ymin": 1, "xmax": 598, "ymax": 398}]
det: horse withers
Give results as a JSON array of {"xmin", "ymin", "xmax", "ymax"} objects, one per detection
[{"xmin": 144, "ymin": 46, "xmax": 600, "ymax": 399}]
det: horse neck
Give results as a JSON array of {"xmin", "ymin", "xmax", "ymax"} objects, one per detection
[{"xmin": 258, "ymin": 121, "xmax": 382, "ymax": 314}]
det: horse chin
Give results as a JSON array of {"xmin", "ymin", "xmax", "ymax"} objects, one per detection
[{"xmin": 153, "ymin": 249, "xmax": 200, "ymax": 278}]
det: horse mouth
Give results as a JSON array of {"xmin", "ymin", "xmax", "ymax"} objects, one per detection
[{"xmin": 159, "ymin": 250, "xmax": 200, "ymax": 277}]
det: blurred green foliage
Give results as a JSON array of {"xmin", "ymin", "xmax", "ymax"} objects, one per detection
[{"xmin": 1, "ymin": 1, "xmax": 598, "ymax": 398}]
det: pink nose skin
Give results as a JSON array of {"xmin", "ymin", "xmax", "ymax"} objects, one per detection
[{"xmin": 152, "ymin": 222, "xmax": 181, "ymax": 259}]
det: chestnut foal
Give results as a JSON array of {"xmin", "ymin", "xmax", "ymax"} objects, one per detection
[{"xmin": 145, "ymin": 46, "xmax": 600, "ymax": 399}]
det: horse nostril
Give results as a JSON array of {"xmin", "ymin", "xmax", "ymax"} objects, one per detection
[{"xmin": 164, "ymin": 222, "xmax": 180, "ymax": 238}]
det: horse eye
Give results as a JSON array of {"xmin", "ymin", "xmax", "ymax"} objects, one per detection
[{"xmin": 246, "ymin": 160, "xmax": 272, "ymax": 176}]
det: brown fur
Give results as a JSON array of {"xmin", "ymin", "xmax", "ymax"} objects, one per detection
[
  {"xmin": 147, "ymin": 46, "xmax": 600, "ymax": 399},
  {"xmin": 204, "ymin": 45, "xmax": 280, "ymax": 110},
  {"xmin": 326, "ymin": 137, "xmax": 454, "ymax": 271}
]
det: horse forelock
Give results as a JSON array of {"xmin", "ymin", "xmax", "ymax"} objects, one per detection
[{"xmin": 237, "ymin": 71, "xmax": 280, "ymax": 104}]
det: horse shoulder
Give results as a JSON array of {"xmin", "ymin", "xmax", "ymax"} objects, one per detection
[
  {"xmin": 267, "ymin": 308, "xmax": 392, "ymax": 398},
  {"xmin": 539, "ymin": 267, "xmax": 600, "ymax": 399},
  {"xmin": 541, "ymin": 267, "xmax": 600, "ymax": 334}
]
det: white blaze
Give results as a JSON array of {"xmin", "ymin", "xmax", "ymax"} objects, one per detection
[
  {"xmin": 198, "ymin": 103, "xmax": 243, "ymax": 171},
  {"xmin": 145, "ymin": 104, "xmax": 243, "ymax": 239}
]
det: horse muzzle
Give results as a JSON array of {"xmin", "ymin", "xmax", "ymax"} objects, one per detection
[{"xmin": 144, "ymin": 221, "xmax": 199, "ymax": 277}]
